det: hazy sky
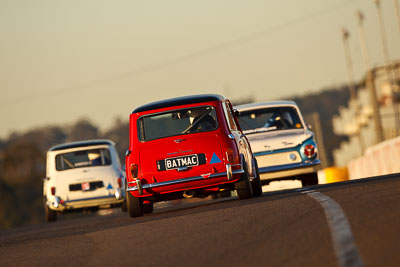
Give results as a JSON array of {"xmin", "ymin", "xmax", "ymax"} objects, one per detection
[{"xmin": 1, "ymin": 0, "xmax": 399, "ymax": 138}]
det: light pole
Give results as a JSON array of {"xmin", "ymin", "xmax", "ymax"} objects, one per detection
[
  {"xmin": 341, "ymin": 28, "xmax": 357, "ymax": 102},
  {"xmin": 356, "ymin": 10, "xmax": 384, "ymax": 144},
  {"xmin": 312, "ymin": 112, "xmax": 328, "ymax": 168},
  {"xmin": 375, "ymin": 0, "xmax": 400, "ymax": 136},
  {"xmin": 356, "ymin": 11, "xmax": 370, "ymax": 71},
  {"xmin": 341, "ymin": 28, "xmax": 365, "ymax": 151},
  {"xmin": 375, "ymin": 0, "xmax": 390, "ymax": 63}
]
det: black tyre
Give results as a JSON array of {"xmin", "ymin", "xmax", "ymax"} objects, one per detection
[
  {"xmin": 143, "ymin": 201, "xmax": 154, "ymax": 214},
  {"xmin": 44, "ymin": 203, "xmax": 57, "ymax": 222},
  {"xmin": 301, "ymin": 173, "xmax": 319, "ymax": 187},
  {"xmin": 127, "ymin": 192, "xmax": 143, "ymax": 217},
  {"xmin": 235, "ymin": 166, "xmax": 253, "ymax": 200},
  {"xmin": 251, "ymin": 159, "xmax": 263, "ymax": 197}
]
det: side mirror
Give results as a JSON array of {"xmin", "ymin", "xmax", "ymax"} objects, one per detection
[
  {"xmin": 307, "ymin": 124, "xmax": 312, "ymax": 130},
  {"xmin": 233, "ymin": 109, "xmax": 240, "ymax": 117}
]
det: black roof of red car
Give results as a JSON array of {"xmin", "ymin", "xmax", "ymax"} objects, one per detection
[
  {"xmin": 49, "ymin": 139, "xmax": 114, "ymax": 152},
  {"xmin": 132, "ymin": 94, "xmax": 225, "ymax": 113}
]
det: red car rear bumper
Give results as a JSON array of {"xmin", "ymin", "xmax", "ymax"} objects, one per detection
[{"xmin": 127, "ymin": 164, "xmax": 243, "ymax": 197}]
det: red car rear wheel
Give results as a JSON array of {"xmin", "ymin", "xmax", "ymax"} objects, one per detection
[
  {"xmin": 127, "ymin": 192, "xmax": 144, "ymax": 218},
  {"xmin": 235, "ymin": 165, "xmax": 253, "ymax": 200}
]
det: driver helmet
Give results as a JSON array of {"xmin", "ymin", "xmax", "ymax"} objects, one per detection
[
  {"xmin": 188, "ymin": 108, "xmax": 206, "ymax": 124},
  {"xmin": 88, "ymin": 151, "xmax": 101, "ymax": 161}
]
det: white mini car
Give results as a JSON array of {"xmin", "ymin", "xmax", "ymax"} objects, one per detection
[
  {"xmin": 43, "ymin": 139, "xmax": 126, "ymax": 222},
  {"xmin": 234, "ymin": 101, "xmax": 321, "ymax": 187}
]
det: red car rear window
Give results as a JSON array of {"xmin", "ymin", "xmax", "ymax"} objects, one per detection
[{"xmin": 138, "ymin": 106, "xmax": 218, "ymax": 141}]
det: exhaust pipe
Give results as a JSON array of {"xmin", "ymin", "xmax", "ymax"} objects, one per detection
[{"xmin": 183, "ymin": 190, "xmax": 196, "ymax": 198}]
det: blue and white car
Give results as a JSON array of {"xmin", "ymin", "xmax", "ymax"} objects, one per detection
[{"xmin": 234, "ymin": 101, "xmax": 321, "ymax": 186}]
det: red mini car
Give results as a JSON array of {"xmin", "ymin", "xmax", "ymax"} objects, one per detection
[{"xmin": 125, "ymin": 94, "xmax": 262, "ymax": 217}]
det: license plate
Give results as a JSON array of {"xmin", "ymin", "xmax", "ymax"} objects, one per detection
[
  {"xmin": 81, "ymin": 182, "xmax": 90, "ymax": 191},
  {"xmin": 157, "ymin": 153, "xmax": 207, "ymax": 171},
  {"xmin": 165, "ymin": 154, "xmax": 199, "ymax": 170}
]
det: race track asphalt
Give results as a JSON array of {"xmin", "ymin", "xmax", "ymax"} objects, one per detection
[{"xmin": 1, "ymin": 173, "xmax": 400, "ymax": 267}]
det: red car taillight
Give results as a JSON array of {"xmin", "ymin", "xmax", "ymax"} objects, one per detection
[
  {"xmin": 226, "ymin": 148, "xmax": 234, "ymax": 163},
  {"xmin": 130, "ymin": 163, "xmax": 138, "ymax": 178},
  {"xmin": 303, "ymin": 144, "xmax": 316, "ymax": 158},
  {"xmin": 51, "ymin": 187, "xmax": 56, "ymax": 195}
]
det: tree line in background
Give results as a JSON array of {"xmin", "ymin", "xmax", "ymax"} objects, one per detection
[
  {"xmin": 0, "ymin": 85, "xmax": 350, "ymax": 230},
  {"xmin": 0, "ymin": 118, "xmax": 129, "ymax": 230}
]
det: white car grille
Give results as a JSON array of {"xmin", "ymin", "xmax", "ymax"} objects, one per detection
[{"xmin": 256, "ymin": 151, "xmax": 302, "ymax": 167}]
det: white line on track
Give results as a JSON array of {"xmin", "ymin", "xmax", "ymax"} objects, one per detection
[{"xmin": 302, "ymin": 189, "xmax": 364, "ymax": 267}]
